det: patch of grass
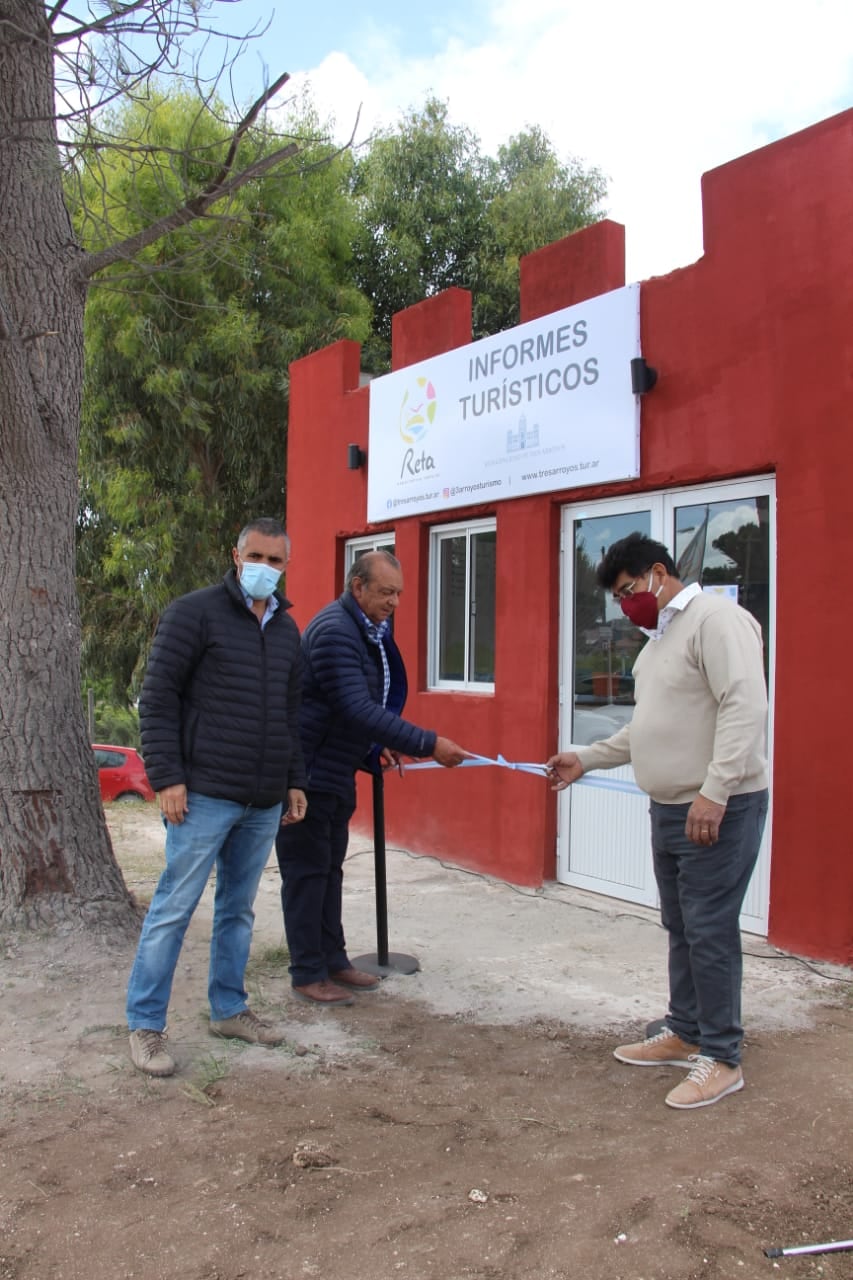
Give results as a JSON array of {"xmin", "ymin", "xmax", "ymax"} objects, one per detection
[
  {"xmin": 246, "ymin": 944, "xmax": 290, "ymax": 978},
  {"xmin": 244, "ymin": 944, "xmax": 291, "ymax": 1010},
  {"xmin": 25, "ymin": 1074, "xmax": 92, "ymax": 1106},
  {"xmin": 180, "ymin": 1052, "xmax": 230, "ymax": 1107},
  {"xmin": 80, "ymin": 1023, "xmax": 126, "ymax": 1038},
  {"xmin": 349, "ymin": 1036, "xmax": 381, "ymax": 1052}
]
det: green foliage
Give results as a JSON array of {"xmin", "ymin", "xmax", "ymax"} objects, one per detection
[
  {"xmin": 351, "ymin": 100, "xmax": 607, "ymax": 368},
  {"xmin": 82, "ymin": 679, "xmax": 141, "ymax": 744},
  {"xmin": 351, "ymin": 99, "xmax": 489, "ymax": 366},
  {"xmin": 92, "ymin": 701, "xmax": 140, "ymax": 747},
  {"xmin": 477, "ymin": 125, "xmax": 608, "ymax": 336},
  {"xmin": 73, "ymin": 90, "xmax": 371, "ymax": 697},
  {"xmin": 74, "ymin": 90, "xmax": 607, "ymax": 702}
]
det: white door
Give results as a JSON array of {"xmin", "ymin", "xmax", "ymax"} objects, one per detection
[{"xmin": 557, "ymin": 477, "xmax": 775, "ymax": 933}]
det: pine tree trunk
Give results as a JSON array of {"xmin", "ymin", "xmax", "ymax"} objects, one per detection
[{"xmin": 0, "ymin": 1, "xmax": 138, "ymax": 933}]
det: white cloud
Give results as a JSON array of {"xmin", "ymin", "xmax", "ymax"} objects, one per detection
[{"xmin": 290, "ymin": 0, "xmax": 853, "ymax": 280}]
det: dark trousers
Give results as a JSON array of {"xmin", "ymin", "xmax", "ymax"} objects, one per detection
[
  {"xmin": 275, "ymin": 790, "xmax": 356, "ymax": 987},
  {"xmin": 652, "ymin": 789, "xmax": 768, "ymax": 1066}
]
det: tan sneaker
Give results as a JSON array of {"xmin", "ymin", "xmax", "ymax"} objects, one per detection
[
  {"xmin": 613, "ymin": 1026, "xmax": 699, "ymax": 1066},
  {"xmin": 665, "ymin": 1056, "xmax": 744, "ymax": 1109},
  {"xmin": 210, "ymin": 1008, "xmax": 284, "ymax": 1046},
  {"xmin": 129, "ymin": 1028, "xmax": 175, "ymax": 1077}
]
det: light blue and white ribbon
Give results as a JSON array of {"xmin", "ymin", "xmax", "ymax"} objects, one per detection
[
  {"xmin": 397, "ymin": 754, "xmax": 645, "ymax": 795},
  {"xmin": 403, "ymin": 752, "xmax": 549, "ymax": 776}
]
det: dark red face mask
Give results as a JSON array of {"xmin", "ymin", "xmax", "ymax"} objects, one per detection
[{"xmin": 619, "ymin": 571, "xmax": 663, "ymax": 629}]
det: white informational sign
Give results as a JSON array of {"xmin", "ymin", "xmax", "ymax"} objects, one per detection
[{"xmin": 367, "ymin": 283, "xmax": 642, "ymax": 522}]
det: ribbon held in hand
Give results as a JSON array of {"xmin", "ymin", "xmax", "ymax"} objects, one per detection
[{"xmin": 403, "ymin": 752, "xmax": 550, "ymax": 776}]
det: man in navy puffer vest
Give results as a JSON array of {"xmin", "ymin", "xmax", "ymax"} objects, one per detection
[
  {"xmin": 275, "ymin": 550, "xmax": 467, "ymax": 1005},
  {"xmin": 126, "ymin": 518, "xmax": 307, "ymax": 1076}
]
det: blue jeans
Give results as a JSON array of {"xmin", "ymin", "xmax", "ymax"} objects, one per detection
[
  {"xmin": 126, "ymin": 792, "xmax": 282, "ymax": 1031},
  {"xmin": 652, "ymin": 790, "xmax": 768, "ymax": 1066},
  {"xmin": 275, "ymin": 790, "xmax": 355, "ymax": 986}
]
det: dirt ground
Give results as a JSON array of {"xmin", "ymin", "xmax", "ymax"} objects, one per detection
[{"xmin": 0, "ymin": 803, "xmax": 851, "ymax": 1280}]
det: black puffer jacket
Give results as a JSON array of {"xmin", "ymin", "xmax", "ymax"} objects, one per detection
[
  {"xmin": 140, "ymin": 570, "xmax": 306, "ymax": 808},
  {"xmin": 299, "ymin": 591, "xmax": 437, "ymax": 802}
]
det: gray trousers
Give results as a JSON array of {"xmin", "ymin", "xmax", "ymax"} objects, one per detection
[{"xmin": 651, "ymin": 789, "xmax": 768, "ymax": 1066}]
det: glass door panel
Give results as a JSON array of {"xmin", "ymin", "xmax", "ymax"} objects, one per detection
[
  {"xmin": 560, "ymin": 499, "xmax": 659, "ymax": 907},
  {"xmin": 572, "ymin": 509, "xmax": 651, "ymax": 746},
  {"xmin": 673, "ymin": 494, "xmax": 771, "ymax": 679}
]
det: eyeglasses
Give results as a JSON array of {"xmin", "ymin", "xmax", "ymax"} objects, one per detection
[{"xmin": 611, "ymin": 569, "xmax": 652, "ymax": 603}]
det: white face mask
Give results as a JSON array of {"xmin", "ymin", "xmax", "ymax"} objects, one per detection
[{"xmin": 239, "ymin": 560, "xmax": 281, "ymax": 600}]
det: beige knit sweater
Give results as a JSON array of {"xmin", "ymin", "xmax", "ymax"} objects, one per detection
[{"xmin": 576, "ymin": 593, "xmax": 768, "ymax": 805}]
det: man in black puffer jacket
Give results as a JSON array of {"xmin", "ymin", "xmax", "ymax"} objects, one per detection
[
  {"xmin": 275, "ymin": 549, "xmax": 467, "ymax": 1006},
  {"xmin": 126, "ymin": 518, "xmax": 307, "ymax": 1077}
]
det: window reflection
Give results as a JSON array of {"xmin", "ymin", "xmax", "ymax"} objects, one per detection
[
  {"xmin": 573, "ymin": 513, "xmax": 651, "ymax": 746},
  {"xmin": 674, "ymin": 496, "xmax": 770, "ymax": 678},
  {"xmin": 438, "ymin": 535, "xmax": 467, "ymax": 681},
  {"xmin": 470, "ymin": 529, "xmax": 496, "ymax": 683}
]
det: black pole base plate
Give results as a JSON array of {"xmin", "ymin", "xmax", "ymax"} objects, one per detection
[{"xmin": 350, "ymin": 951, "xmax": 420, "ymax": 977}]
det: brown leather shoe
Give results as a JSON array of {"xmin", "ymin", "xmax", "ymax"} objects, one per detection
[
  {"xmin": 292, "ymin": 980, "xmax": 354, "ymax": 1007},
  {"xmin": 330, "ymin": 968, "xmax": 381, "ymax": 991}
]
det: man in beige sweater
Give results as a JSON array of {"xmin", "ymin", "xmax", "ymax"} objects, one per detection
[{"xmin": 548, "ymin": 532, "xmax": 768, "ymax": 1110}]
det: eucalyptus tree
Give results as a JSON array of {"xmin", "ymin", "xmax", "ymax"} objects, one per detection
[
  {"xmin": 476, "ymin": 125, "xmax": 608, "ymax": 336},
  {"xmin": 0, "ymin": 1, "xmax": 356, "ymax": 931},
  {"xmin": 351, "ymin": 100, "xmax": 607, "ymax": 370},
  {"xmin": 75, "ymin": 92, "xmax": 369, "ymax": 704}
]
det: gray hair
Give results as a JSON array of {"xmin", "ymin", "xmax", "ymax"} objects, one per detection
[
  {"xmin": 236, "ymin": 517, "xmax": 290, "ymax": 553},
  {"xmin": 346, "ymin": 548, "xmax": 400, "ymax": 590}
]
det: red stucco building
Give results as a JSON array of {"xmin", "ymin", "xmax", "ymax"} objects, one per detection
[{"xmin": 284, "ymin": 108, "xmax": 853, "ymax": 966}]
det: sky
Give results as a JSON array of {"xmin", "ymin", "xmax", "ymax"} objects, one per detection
[{"xmin": 216, "ymin": 0, "xmax": 853, "ymax": 283}]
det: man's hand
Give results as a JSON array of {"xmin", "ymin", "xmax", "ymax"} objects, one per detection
[
  {"xmin": 685, "ymin": 794, "xmax": 726, "ymax": 845},
  {"xmin": 432, "ymin": 736, "xmax": 468, "ymax": 767},
  {"xmin": 282, "ymin": 789, "xmax": 308, "ymax": 825},
  {"xmin": 380, "ymin": 748, "xmax": 405, "ymax": 777},
  {"xmin": 546, "ymin": 752, "xmax": 584, "ymax": 790},
  {"xmin": 158, "ymin": 783, "xmax": 189, "ymax": 825}
]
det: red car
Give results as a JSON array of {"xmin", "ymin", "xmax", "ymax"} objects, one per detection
[{"xmin": 93, "ymin": 744, "xmax": 155, "ymax": 803}]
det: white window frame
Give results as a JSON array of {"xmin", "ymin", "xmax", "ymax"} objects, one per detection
[
  {"xmin": 343, "ymin": 532, "xmax": 396, "ymax": 588},
  {"xmin": 428, "ymin": 517, "xmax": 496, "ymax": 692}
]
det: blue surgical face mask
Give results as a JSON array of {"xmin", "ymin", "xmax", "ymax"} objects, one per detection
[{"xmin": 239, "ymin": 560, "xmax": 282, "ymax": 600}]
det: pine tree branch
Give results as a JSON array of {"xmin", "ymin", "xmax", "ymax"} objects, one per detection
[
  {"xmin": 78, "ymin": 141, "xmax": 299, "ymax": 280},
  {"xmin": 78, "ymin": 78, "xmax": 363, "ymax": 284}
]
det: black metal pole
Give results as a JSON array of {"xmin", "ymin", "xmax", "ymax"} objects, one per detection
[
  {"xmin": 372, "ymin": 771, "xmax": 389, "ymax": 967},
  {"xmin": 350, "ymin": 770, "xmax": 420, "ymax": 977}
]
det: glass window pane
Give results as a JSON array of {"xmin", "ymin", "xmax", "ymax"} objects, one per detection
[
  {"xmin": 674, "ymin": 496, "xmax": 770, "ymax": 677},
  {"xmin": 468, "ymin": 529, "xmax": 496, "ymax": 683},
  {"xmin": 344, "ymin": 535, "xmax": 396, "ymax": 586},
  {"xmin": 573, "ymin": 512, "xmax": 651, "ymax": 746},
  {"xmin": 438, "ymin": 535, "xmax": 467, "ymax": 681}
]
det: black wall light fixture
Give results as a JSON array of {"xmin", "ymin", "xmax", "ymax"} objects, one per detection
[
  {"xmin": 347, "ymin": 443, "xmax": 367, "ymax": 470},
  {"xmin": 630, "ymin": 356, "xmax": 658, "ymax": 395}
]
